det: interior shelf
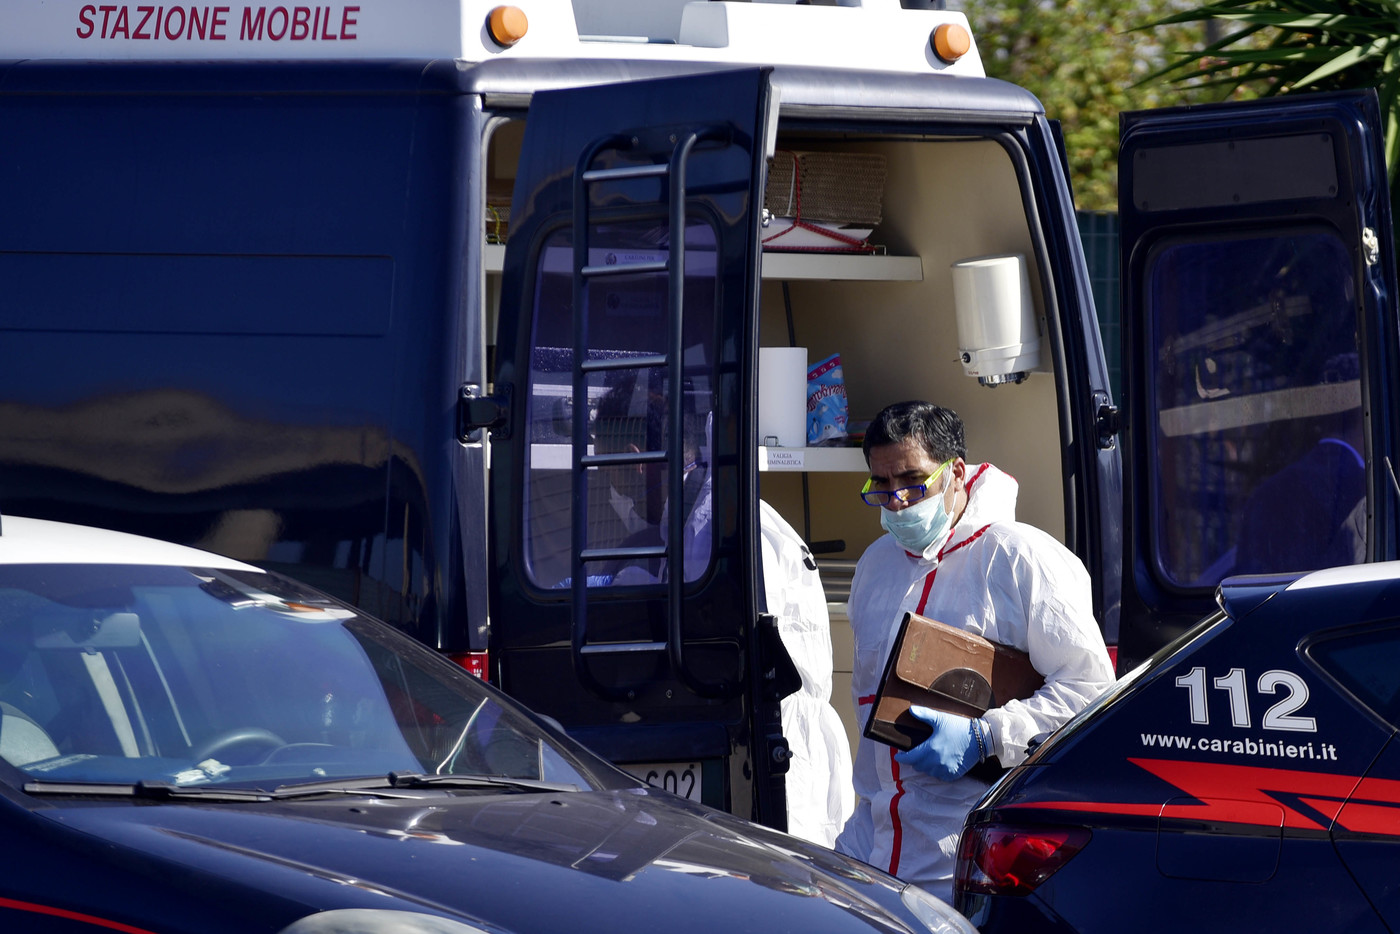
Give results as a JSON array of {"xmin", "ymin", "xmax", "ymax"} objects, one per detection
[
  {"xmin": 483, "ymin": 243, "xmax": 921, "ymax": 281},
  {"xmin": 532, "ymin": 443, "xmax": 866, "ymax": 472},
  {"xmin": 761, "ymin": 251, "xmax": 922, "ymax": 281}
]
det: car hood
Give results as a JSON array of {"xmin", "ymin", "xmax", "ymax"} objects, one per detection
[{"xmin": 35, "ymin": 786, "xmax": 912, "ymax": 934}]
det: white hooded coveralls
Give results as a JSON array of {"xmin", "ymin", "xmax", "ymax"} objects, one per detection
[
  {"xmin": 619, "ymin": 488, "xmax": 855, "ymax": 847},
  {"xmin": 834, "ymin": 463, "xmax": 1113, "ymax": 903},
  {"xmin": 759, "ymin": 500, "xmax": 855, "ymax": 848}
]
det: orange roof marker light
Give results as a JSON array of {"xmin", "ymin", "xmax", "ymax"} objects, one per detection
[
  {"xmin": 931, "ymin": 22, "xmax": 971, "ymax": 64},
  {"xmin": 487, "ymin": 6, "xmax": 529, "ymax": 48}
]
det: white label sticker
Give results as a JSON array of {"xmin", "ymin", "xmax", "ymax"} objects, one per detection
[{"xmin": 764, "ymin": 448, "xmax": 806, "ymax": 470}]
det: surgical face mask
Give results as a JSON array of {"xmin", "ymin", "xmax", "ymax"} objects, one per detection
[{"xmin": 879, "ymin": 476, "xmax": 954, "ymax": 554}]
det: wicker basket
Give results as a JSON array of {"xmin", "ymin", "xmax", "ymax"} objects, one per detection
[{"xmin": 764, "ymin": 151, "xmax": 887, "ymax": 226}]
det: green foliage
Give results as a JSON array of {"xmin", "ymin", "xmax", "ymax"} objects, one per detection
[
  {"xmin": 1144, "ymin": 0, "xmax": 1400, "ymax": 189},
  {"xmin": 970, "ymin": 0, "xmax": 1246, "ymax": 210}
]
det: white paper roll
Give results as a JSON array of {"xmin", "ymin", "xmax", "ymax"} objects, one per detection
[{"xmin": 758, "ymin": 347, "xmax": 808, "ymax": 447}]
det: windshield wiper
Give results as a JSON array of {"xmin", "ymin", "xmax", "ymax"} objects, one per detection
[
  {"xmin": 273, "ymin": 770, "xmax": 580, "ymax": 796},
  {"xmin": 27, "ymin": 778, "xmax": 429, "ymax": 802},
  {"xmin": 26, "ymin": 771, "xmax": 581, "ymax": 802},
  {"xmin": 392, "ymin": 770, "xmax": 580, "ymax": 792},
  {"xmin": 24, "ymin": 780, "xmax": 274, "ymax": 801}
]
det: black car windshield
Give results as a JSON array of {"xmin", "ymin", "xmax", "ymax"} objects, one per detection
[{"xmin": 0, "ymin": 564, "xmax": 608, "ymax": 793}]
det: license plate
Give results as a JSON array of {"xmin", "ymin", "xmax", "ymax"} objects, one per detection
[{"xmin": 624, "ymin": 761, "xmax": 702, "ymax": 801}]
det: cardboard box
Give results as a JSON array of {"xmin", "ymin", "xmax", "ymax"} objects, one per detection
[{"xmin": 864, "ymin": 612, "xmax": 1043, "ymax": 751}]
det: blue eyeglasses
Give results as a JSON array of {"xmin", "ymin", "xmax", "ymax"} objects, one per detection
[{"xmin": 860, "ymin": 458, "xmax": 953, "ymax": 507}]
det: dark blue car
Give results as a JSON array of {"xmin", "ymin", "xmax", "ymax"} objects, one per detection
[
  {"xmin": 0, "ymin": 515, "xmax": 973, "ymax": 934},
  {"xmin": 955, "ymin": 563, "xmax": 1400, "ymax": 932}
]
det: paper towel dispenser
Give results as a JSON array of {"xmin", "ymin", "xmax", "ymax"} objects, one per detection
[{"xmin": 950, "ymin": 253, "xmax": 1041, "ymax": 387}]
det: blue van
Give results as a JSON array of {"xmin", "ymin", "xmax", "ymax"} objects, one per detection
[{"xmin": 0, "ymin": 0, "xmax": 1393, "ymax": 834}]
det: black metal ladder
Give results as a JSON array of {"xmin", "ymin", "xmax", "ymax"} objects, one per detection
[{"xmin": 567, "ymin": 126, "xmax": 734, "ymax": 701}]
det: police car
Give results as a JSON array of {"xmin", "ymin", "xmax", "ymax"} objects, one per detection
[
  {"xmin": 0, "ymin": 515, "xmax": 973, "ymax": 934},
  {"xmin": 954, "ymin": 563, "xmax": 1400, "ymax": 932}
]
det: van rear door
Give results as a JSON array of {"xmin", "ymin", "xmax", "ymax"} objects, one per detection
[
  {"xmin": 488, "ymin": 69, "xmax": 784, "ymax": 823},
  {"xmin": 1117, "ymin": 90, "xmax": 1399, "ymax": 669}
]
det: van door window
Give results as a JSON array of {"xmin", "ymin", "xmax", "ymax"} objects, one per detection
[
  {"xmin": 1147, "ymin": 230, "xmax": 1363, "ymax": 586},
  {"xmin": 522, "ymin": 219, "xmax": 719, "ymax": 590}
]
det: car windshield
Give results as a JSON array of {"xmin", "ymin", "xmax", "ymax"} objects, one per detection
[{"xmin": 0, "ymin": 564, "xmax": 609, "ymax": 793}]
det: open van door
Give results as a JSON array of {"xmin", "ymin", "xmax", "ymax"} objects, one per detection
[
  {"xmin": 1117, "ymin": 90, "xmax": 1400, "ymax": 669},
  {"xmin": 486, "ymin": 69, "xmax": 786, "ymax": 823}
]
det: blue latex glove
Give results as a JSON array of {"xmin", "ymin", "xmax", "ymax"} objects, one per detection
[{"xmin": 893, "ymin": 707, "xmax": 988, "ymax": 781}]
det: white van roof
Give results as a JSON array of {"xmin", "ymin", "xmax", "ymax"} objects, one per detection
[{"xmin": 1, "ymin": 0, "xmax": 983, "ymax": 77}]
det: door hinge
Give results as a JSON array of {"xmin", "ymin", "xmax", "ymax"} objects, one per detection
[
  {"xmin": 767, "ymin": 734, "xmax": 791, "ymax": 775},
  {"xmin": 1094, "ymin": 394, "xmax": 1120, "ymax": 451},
  {"xmin": 458, "ymin": 384, "xmax": 511, "ymax": 442},
  {"xmin": 1363, "ymin": 226, "xmax": 1380, "ymax": 266},
  {"xmin": 757, "ymin": 613, "xmax": 802, "ymax": 702}
]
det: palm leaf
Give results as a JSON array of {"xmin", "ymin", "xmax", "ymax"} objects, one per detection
[
  {"xmin": 1135, "ymin": 22, "xmax": 1270, "ymax": 85},
  {"xmin": 1292, "ymin": 38, "xmax": 1392, "ymax": 85},
  {"xmin": 1205, "ymin": 12, "xmax": 1400, "ymax": 30}
]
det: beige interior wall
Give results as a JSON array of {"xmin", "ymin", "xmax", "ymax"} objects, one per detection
[
  {"xmin": 482, "ymin": 119, "xmax": 524, "ymax": 360},
  {"xmin": 757, "ymin": 136, "xmax": 1065, "ymax": 754}
]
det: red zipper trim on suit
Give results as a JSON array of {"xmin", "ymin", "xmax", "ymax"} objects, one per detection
[
  {"xmin": 884, "ymin": 465, "xmax": 993, "ymax": 878},
  {"xmin": 885, "ymin": 557, "xmax": 944, "ymax": 877},
  {"xmin": 963, "ymin": 462, "xmax": 991, "ymax": 495},
  {"xmin": 937, "ymin": 523, "xmax": 992, "ymax": 562},
  {"xmin": 887, "ymin": 743, "xmax": 906, "ymax": 875},
  {"xmin": 887, "ymin": 542, "xmax": 944, "ymax": 875}
]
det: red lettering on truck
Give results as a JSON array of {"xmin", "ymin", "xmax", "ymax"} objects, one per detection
[
  {"xmin": 241, "ymin": 6, "xmax": 358, "ymax": 40},
  {"xmin": 76, "ymin": 6, "xmax": 232, "ymax": 40},
  {"xmin": 75, "ymin": 5, "xmax": 353, "ymax": 41}
]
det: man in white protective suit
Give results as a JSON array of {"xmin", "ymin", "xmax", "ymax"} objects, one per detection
[{"xmin": 834, "ymin": 401, "xmax": 1113, "ymax": 903}]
